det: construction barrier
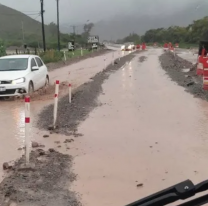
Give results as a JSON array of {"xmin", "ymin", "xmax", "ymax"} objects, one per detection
[
  {"xmin": 175, "ymin": 43, "xmax": 179, "ymax": 48},
  {"xmin": 203, "ymin": 59, "xmax": 208, "ymax": 90},
  {"xmin": 142, "ymin": 43, "xmax": 146, "ymax": 50},
  {"xmin": 136, "ymin": 44, "xmax": 140, "ymax": 50},
  {"xmin": 163, "ymin": 43, "xmax": 168, "ymax": 51},
  {"xmin": 197, "ymin": 48, "xmax": 206, "ymax": 76},
  {"xmin": 170, "ymin": 46, "xmax": 175, "ymax": 53}
]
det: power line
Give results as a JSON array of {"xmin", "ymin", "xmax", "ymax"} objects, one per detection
[
  {"xmin": 32, "ymin": 14, "xmax": 41, "ymax": 21},
  {"xmin": 0, "ymin": 12, "xmax": 40, "ymax": 16}
]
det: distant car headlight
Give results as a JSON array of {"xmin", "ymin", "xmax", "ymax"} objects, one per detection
[{"xmin": 12, "ymin": 77, "xmax": 25, "ymax": 84}]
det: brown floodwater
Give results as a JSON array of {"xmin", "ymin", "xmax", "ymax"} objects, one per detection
[
  {"xmin": 0, "ymin": 49, "xmax": 127, "ymax": 182},
  {"xmin": 71, "ymin": 49, "xmax": 208, "ymax": 206}
]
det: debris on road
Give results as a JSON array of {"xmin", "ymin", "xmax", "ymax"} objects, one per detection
[
  {"xmin": 64, "ymin": 139, "xmax": 74, "ymax": 143},
  {"xmin": 37, "ymin": 51, "xmax": 139, "ymax": 135},
  {"xmin": 2, "ymin": 162, "xmax": 9, "ymax": 170},
  {"xmin": 136, "ymin": 183, "xmax": 144, "ymax": 187},
  {"xmin": 139, "ymin": 56, "xmax": 147, "ymax": 62},
  {"xmin": 187, "ymin": 81, "xmax": 195, "ymax": 87},
  {"xmin": 0, "ymin": 149, "xmax": 80, "ymax": 206},
  {"xmin": 159, "ymin": 52, "xmax": 208, "ymax": 101},
  {"xmin": 31, "ymin": 141, "xmax": 39, "ymax": 148},
  {"xmin": 43, "ymin": 134, "xmax": 49, "ymax": 138}
]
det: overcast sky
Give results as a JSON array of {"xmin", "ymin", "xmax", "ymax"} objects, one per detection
[{"xmin": 0, "ymin": 0, "xmax": 205, "ymax": 25}]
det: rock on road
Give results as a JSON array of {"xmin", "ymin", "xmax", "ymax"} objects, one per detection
[{"xmin": 72, "ymin": 49, "xmax": 208, "ymax": 206}]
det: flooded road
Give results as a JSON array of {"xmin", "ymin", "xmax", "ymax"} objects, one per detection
[
  {"xmin": 0, "ymin": 50, "xmax": 127, "ymax": 182},
  {"xmin": 176, "ymin": 48, "xmax": 198, "ymax": 64},
  {"xmin": 72, "ymin": 49, "xmax": 208, "ymax": 206}
]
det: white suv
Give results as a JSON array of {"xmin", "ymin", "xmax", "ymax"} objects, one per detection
[{"xmin": 0, "ymin": 55, "xmax": 49, "ymax": 97}]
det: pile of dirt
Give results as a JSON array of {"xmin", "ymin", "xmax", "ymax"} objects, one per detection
[
  {"xmin": 47, "ymin": 49, "xmax": 110, "ymax": 71},
  {"xmin": 37, "ymin": 51, "xmax": 140, "ymax": 135},
  {"xmin": 159, "ymin": 52, "xmax": 208, "ymax": 100},
  {"xmin": 0, "ymin": 149, "xmax": 80, "ymax": 206}
]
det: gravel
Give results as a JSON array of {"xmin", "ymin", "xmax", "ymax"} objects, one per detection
[
  {"xmin": 159, "ymin": 52, "xmax": 208, "ymax": 100},
  {"xmin": 37, "ymin": 51, "xmax": 139, "ymax": 136},
  {"xmin": 0, "ymin": 149, "xmax": 80, "ymax": 206}
]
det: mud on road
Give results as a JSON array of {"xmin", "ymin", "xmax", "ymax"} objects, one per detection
[
  {"xmin": 159, "ymin": 52, "xmax": 208, "ymax": 101},
  {"xmin": 0, "ymin": 50, "xmax": 140, "ymax": 206},
  {"xmin": 0, "ymin": 149, "xmax": 80, "ymax": 206},
  {"xmin": 37, "ymin": 51, "xmax": 140, "ymax": 136},
  {"xmin": 47, "ymin": 49, "xmax": 109, "ymax": 71}
]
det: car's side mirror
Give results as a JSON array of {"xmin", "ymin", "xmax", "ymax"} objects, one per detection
[{"xmin": 31, "ymin": 66, "xmax": 39, "ymax": 71}]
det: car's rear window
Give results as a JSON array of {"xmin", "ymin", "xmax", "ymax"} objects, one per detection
[{"xmin": 0, "ymin": 58, "xmax": 28, "ymax": 71}]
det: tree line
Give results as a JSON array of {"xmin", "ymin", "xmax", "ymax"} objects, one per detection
[
  {"xmin": 117, "ymin": 16, "xmax": 208, "ymax": 46},
  {"xmin": 3, "ymin": 21, "xmax": 95, "ymax": 49}
]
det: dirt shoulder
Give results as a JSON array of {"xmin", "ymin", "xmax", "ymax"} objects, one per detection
[
  {"xmin": 46, "ymin": 49, "xmax": 109, "ymax": 71},
  {"xmin": 37, "ymin": 51, "xmax": 141, "ymax": 136},
  {"xmin": 159, "ymin": 51, "xmax": 208, "ymax": 100}
]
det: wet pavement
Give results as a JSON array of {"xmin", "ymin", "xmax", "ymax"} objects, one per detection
[
  {"xmin": 72, "ymin": 49, "xmax": 208, "ymax": 206},
  {"xmin": 1, "ymin": 47, "xmax": 208, "ymax": 206},
  {"xmin": 175, "ymin": 48, "xmax": 198, "ymax": 64},
  {"xmin": 0, "ymin": 50, "xmax": 128, "ymax": 182}
]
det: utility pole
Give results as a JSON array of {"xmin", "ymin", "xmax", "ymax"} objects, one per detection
[
  {"xmin": 56, "ymin": 0, "xmax": 60, "ymax": 51},
  {"xmin": 21, "ymin": 21, "xmax": 25, "ymax": 46},
  {"xmin": 40, "ymin": 0, "xmax": 46, "ymax": 51},
  {"xmin": 72, "ymin": 25, "xmax": 76, "ymax": 36},
  {"xmin": 72, "ymin": 25, "xmax": 76, "ymax": 41}
]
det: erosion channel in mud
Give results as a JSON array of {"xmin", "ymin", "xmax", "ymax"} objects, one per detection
[
  {"xmin": 159, "ymin": 52, "xmax": 208, "ymax": 100},
  {"xmin": 38, "ymin": 51, "xmax": 140, "ymax": 135}
]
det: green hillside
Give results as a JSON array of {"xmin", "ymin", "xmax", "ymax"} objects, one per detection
[
  {"xmin": 0, "ymin": 4, "xmax": 80, "ymax": 49},
  {"xmin": 0, "ymin": 4, "xmax": 46, "ymax": 45}
]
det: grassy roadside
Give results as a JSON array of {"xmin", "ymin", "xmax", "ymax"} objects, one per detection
[{"xmin": 39, "ymin": 49, "xmax": 101, "ymax": 64}]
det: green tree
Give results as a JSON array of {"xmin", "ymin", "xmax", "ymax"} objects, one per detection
[{"xmin": 0, "ymin": 39, "xmax": 6, "ymax": 56}]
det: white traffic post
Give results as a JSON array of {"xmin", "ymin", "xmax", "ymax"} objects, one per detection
[
  {"xmin": 53, "ymin": 80, "xmax": 59, "ymax": 129},
  {"xmin": 64, "ymin": 51, "xmax": 67, "ymax": 61},
  {"xmin": 81, "ymin": 47, "xmax": 83, "ymax": 56},
  {"xmin": 69, "ymin": 83, "xmax": 72, "ymax": 103},
  {"xmin": 104, "ymin": 58, "xmax": 106, "ymax": 69},
  {"xmin": 25, "ymin": 96, "xmax": 31, "ymax": 164},
  {"xmin": 112, "ymin": 52, "xmax": 114, "ymax": 65}
]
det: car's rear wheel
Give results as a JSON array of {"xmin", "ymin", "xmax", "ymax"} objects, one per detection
[
  {"xmin": 28, "ymin": 81, "xmax": 34, "ymax": 95},
  {"xmin": 45, "ymin": 76, "xmax": 49, "ymax": 87}
]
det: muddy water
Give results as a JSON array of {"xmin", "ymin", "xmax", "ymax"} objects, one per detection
[
  {"xmin": 72, "ymin": 49, "xmax": 208, "ymax": 206},
  {"xmin": 49, "ymin": 50, "xmax": 127, "ymax": 88},
  {"xmin": 0, "ymin": 50, "xmax": 129, "ymax": 182},
  {"xmin": 176, "ymin": 48, "xmax": 198, "ymax": 64}
]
